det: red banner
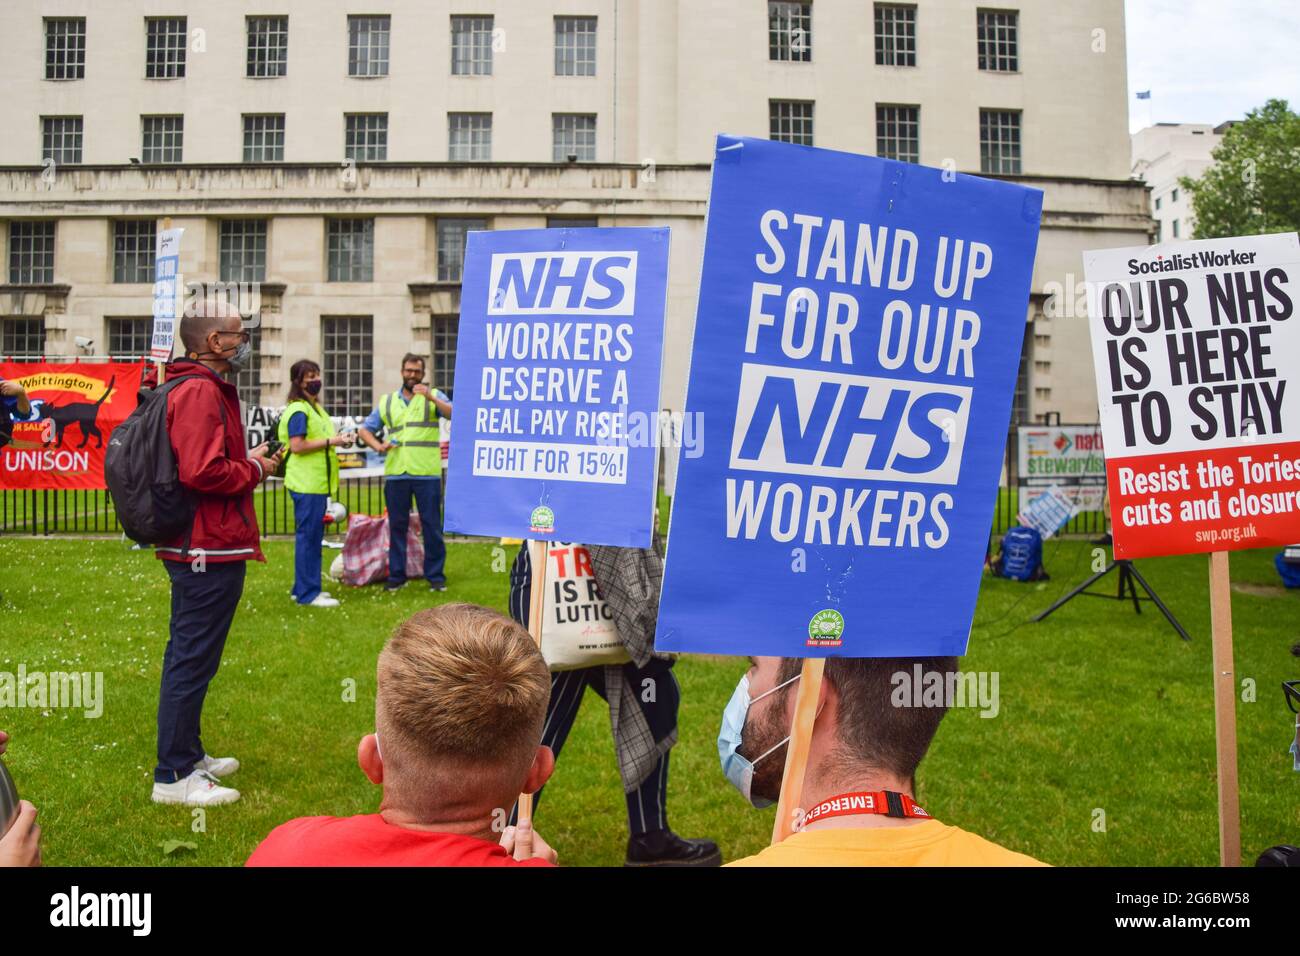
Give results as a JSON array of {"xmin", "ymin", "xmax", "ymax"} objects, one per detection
[
  {"xmin": 0, "ymin": 362, "xmax": 144, "ymax": 491},
  {"xmin": 1106, "ymin": 441, "xmax": 1300, "ymax": 559}
]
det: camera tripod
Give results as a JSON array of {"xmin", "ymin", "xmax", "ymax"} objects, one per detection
[{"xmin": 1032, "ymin": 558, "xmax": 1191, "ymax": 641}]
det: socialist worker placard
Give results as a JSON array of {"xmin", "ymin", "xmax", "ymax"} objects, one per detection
[{"xmin": 1084, "ymin": 232, "xmax": 1300, "ymax": 558}]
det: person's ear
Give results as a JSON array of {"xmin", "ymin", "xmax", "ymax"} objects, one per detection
[
  {"xmin": 358, "ymin": 733, "xmax": 383, "ymax": 785},
  {"xmin": 522, "ymin": 745, "xmax": 555, "ymax": 795},
  {"xmin": 815, "ymin": 669, "xmax": 837, "ymax": 725}
]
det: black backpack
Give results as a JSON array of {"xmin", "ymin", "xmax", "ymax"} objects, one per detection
[{"xmin": 104, "ymin": 374, "xmax": 225, "ymax": 545}]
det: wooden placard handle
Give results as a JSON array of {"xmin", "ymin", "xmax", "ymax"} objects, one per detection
[
  {"xmin": 513, "ymin": 538, "xmax": 550, "ymax": 857},
  {"xmin": 771, "ymin": 657, "xmax": 826, "ymax": 844},
  {"xmin": 1208, "ymin": 550, "xmax": 1241, "ymax": 867}
]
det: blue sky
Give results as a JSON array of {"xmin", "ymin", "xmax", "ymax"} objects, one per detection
[{"xmin": 1127, "ymin": 0, "xmax": 1300, "ymax": 132}]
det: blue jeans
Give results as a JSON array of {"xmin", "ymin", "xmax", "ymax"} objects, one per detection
[
  {"xmin": 156, "ymin": 559, "xmax": 246, "ymax": 783},
  {"xmin": 385, "ymin": 478, "xmax": 446, "ymax": 587},
  {"xmin": 290, "ymin": 491, "xmax": 327, "ymax": 604}
]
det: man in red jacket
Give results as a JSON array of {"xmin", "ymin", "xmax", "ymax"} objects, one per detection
[{"xmin": 151, "ymin": 298, "xmax": 281, "ymax": 807}]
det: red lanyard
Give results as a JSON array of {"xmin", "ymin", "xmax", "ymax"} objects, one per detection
[{"xmin": 799, "ymin": 790, "xmax": 931, "ymax": 829}]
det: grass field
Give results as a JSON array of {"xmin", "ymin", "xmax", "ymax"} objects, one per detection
[{"xmin": 0, "ymin": 532, "xmax": 1297, "ymax": 867}]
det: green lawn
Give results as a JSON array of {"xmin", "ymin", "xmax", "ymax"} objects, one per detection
[{"xmin": 0, "ymin": 533, "xmax": 1296, "ymax": 867}]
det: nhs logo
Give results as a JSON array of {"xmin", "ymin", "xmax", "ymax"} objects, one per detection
[
  {"xmin": 488, "ymin": 251, "xmax": 638, "ymax": 316},
  {"xmin": 730, "ymin": 364, "xmax": 971, "ymax": 485}
]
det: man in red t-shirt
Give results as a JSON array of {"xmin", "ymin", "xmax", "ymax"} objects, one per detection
[{"xmin": 248, "ymin": 603, "xmax": 557, "ymax": 867}]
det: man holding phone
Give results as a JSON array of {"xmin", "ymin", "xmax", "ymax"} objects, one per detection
[
  {"xmin": 150, "ymin": 298, "xmax": 283, "ymax": 808},
  {"xmin": 358, "ymin": 354, "xmax": 452, "ymax": 592}
]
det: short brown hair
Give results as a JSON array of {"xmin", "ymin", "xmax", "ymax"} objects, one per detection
[
  {"xmin": 377, "ymin": 604, "xmax": 550, "ymax": 801},
  {"xmin": 778, "ymin": 655, "xmax": 958, "ymax": 781},
  {"xmin": 400, "ymin": 353, "xmax": 426, "ymax": 371}
]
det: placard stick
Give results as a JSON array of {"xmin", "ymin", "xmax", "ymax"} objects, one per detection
[
  {"xmin": 771, "ymin": 657, "xmax": 825, "ymax": 844},
  {"xmin": 1207, "ymin": 551, "xmax": 1241, "ymax": 866},
  {"xmin": 158, "ymin": 217, "xmax": 174, "ymax": 384},
  {"xmin": 513, "ymin": 537, "xmax": 549, "ymax": 857}
]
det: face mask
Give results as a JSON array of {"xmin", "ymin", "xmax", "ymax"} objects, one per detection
[
  {"xmin": 718, "ymin": 672, "xmax": 802, "ymax": 808},
  {"xmin": 225, "ymin": 339, "xmax": 252, "ymax": 374},
  {"xmin": 200, "ymin": 335, "xmax": 251, "ymax": 374},
  {"xmin": 305, "ymin": 380, "xmax": 322, "ymax": 396}
]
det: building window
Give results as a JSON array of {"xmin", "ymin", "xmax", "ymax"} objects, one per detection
[
  {"xmin": 236, "ymin": 325, "xmax": 263, "ymax": 407},
  {"xmin": 979, "ymin": 109, "xmax": 1021, "ymax": 174},
  {"xmin": 327, "ymin": 219, "xmax": 374, "ymax": 282},
  {"xmin": 1172, "ymin": 219, "xmax": 1180, "ymax": 238},
  {"xmin": 448, "ymin": 113, "xmax": 492, "ymax": 161},
  {"xmin": 243, "ymin": 114, "xmax": 285, "ymax": 162},
  {"xmin": 874, "ymin": 4, "xmax": 916, "ymax": 66},
  {"xmin": 436, "ymin": 218, "xmax": 486, "ymax": 283},
  {"xmin": 547, "ymin": 217, "xmax": 598, "ymax": 228},
  {"xmin": 451, "ymin": 16, "xmax": 494, "ymax": 75},
  {"xmin": 555, "ymin": 16, "xmax": 597, "ymax": 76},
  {"xmin": 1155, "ymin": 222, "xmax": 1162, "ymax": 243},
  {"xmin": 1, "ymin": 319, "xmax": 47, "ymax": 358},
  {"xmin": 345, "ymin": 113, "xmax": 388, "ymax": 161},
  {"xmin": 246, "ymin": 16, "xmax": 289, "ymax": 78},
  {"xmin": 977, "ymin": 9, "xmax": 1018, "ymax": 72},
  {"xmin": 113, "ymin": 220, "xmax": 156, "ymax": 284},
  {"xmin": 1154, "ymin": 196, "xmax": 1162, "ymax": 211},
  {"xmin": 348, "ymin": 15, "xmax": 390, "ymax": 77},
  {"xmin": 45, "ymin": 17, "xmax": 86, "ymax": 80},
  {"xmin": 769, "ymin": 2, "xmax": 812, "ymax": 62},
  {"xmin": 145, "ymin": 17, "xmax": 188, "ymax": 79},
  {"xmin": 553, "ymin": 113, "xmax": 596, "ymax": 162},
  {"xmin": 770, "ymin": 100, "xmax": 814, "ymax": 146},
  {"xmin": 1171, "ymin": 187, "xmax": 1179, "ymax": 203},
  {"xmin": 107, "ymin": 317, "xmax": 152, "ymax": 359},
  {"xmin": 1011, "ymin": 323, "xmax": 1032, "ymax": 424},
  {"xmin": 431, "ymin": 315, "xmax": 459, "ymax": 392},
  {"xmin": 142, "ymin": 115, "xmax": 184, "ymax": 163},
  {"xmin": 42, "ymin": 116, "xmax": 83, "ymax": 165},
  {"xmin": 876, "ymin": 104, "xmax": 919, "ymax": 163},
  {"xmin": 322, "ymin": 316, "xmax": 373, "ymax": 417},
  {"xmin": 8, "ymin": 222, "xmax": 55, "ymax": 284},
  {"xmin": 220, "ymin": 220, "xmax": 268, "ymax": 283}
]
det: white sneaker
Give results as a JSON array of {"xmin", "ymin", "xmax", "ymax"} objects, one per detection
[
  {"xmin": 195, "ymin": 754, "xmax": 240, "ymax": 778},
  {"xmin": 305, "ymin": 593, "xmax": 340, "ymax": 607},
  {"xmin": 289, "ymin": 591, "xmax": 331, "ymax": 600},
  {"xmin": 151, "ymin": 770, "xmax": 240, "ymax": 807}
]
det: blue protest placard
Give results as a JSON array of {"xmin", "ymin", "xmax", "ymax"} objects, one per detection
[
  {"xmin": 151, "ymin": 227, "xmax": 183, "ymax": 361},
  {"xmin": 445, "ymin": 227, "xmax": 669, "ymax": 547},
  {"xmin": 657, "ymin": 136, "xmax": 1043, "ymax": 657}
]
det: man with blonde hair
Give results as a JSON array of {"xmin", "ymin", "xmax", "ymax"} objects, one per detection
[{"xmin": 248, "ymin": 603, "xmax": 558, "ymax": 866}]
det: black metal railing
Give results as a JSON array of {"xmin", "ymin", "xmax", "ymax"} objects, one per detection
[
  {"xmin": 2, "ymin": 428, "xmax": 1107, "ymax": 538},
  {"xmin": 0, "ymin": 475, "xmax": 393, "ymax": 537}
]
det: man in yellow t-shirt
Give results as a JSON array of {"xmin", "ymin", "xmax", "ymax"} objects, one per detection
[{"xmin": 722, "ymin": 655, "xmax": 1046, "ymax": 867}]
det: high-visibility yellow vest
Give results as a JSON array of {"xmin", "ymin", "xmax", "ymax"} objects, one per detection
[
  {"xmin": 379, "ymin": 390, "xmax": 442, "ymax": 477},
  {"xmin": 278, "ymin": 399, "xmax": 339, "ymax": 496}
]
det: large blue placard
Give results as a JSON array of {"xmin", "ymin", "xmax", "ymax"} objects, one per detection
[
  {"xmin": 445, "ymin": 227, "xmax": 669, "ymax": 547},
  {"xmin": 657, "ymin": 137, "xmax": 1043, "ymax": 657}
]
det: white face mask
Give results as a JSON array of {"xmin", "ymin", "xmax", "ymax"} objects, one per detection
[{"xmin": 717, "ymin": 672, "xmax": 802, "ymax": 808}]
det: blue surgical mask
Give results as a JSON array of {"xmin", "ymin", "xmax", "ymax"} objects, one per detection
[{"xmin": 718, "ymin": 672, "xmax": 801, "ymax": 808}]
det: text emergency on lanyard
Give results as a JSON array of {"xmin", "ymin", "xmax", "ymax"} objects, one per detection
[{"xmin": 798, "ymin": 790, "xmax": 931, "ymax": 830}]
